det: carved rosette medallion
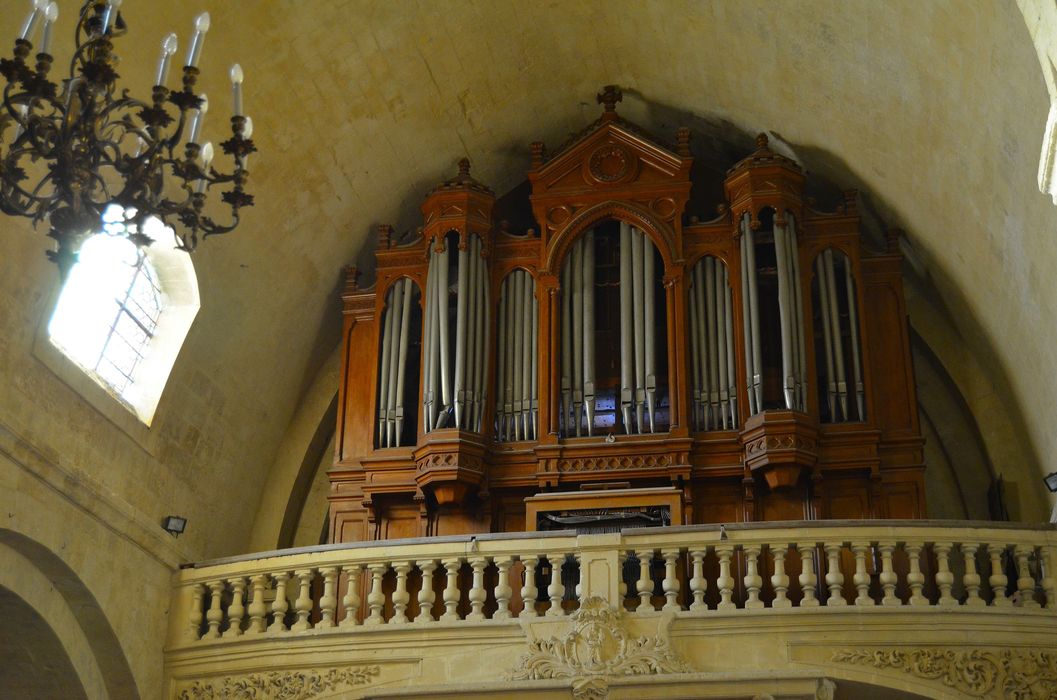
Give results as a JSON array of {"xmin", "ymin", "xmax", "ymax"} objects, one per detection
[
  {"xmin": 176, "ymin": 666, "xmax": 380, "ymax": 700},
  {"xmin": 830, "ymin": 647, "xmax": 1057, "ymax": 699},
  {"xmin": 588, "ymin": 144, "xmax": 630, "ymax": 183},
  {"xmin": 508, "ymin": 596, "xmax": 692, "ymax": 699}
]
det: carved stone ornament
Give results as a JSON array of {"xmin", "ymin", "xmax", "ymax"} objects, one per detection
[
  {"xmin": 830, "ymin": 647, "xmax": 1057, "ymax": 699},
  {"xmin": 508, "ymin": 596, "xmax": 692, "ymax": 699},
  {"xmin": 176, "ymin": 666, "xmax": 380, "ymax": 700}
]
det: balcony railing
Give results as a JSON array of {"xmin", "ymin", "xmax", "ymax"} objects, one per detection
[{"xmin": 172, "ymin": 520, "xmax": 1056, "ymax": 644}]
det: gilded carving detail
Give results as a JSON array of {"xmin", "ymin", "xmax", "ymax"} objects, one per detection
[
  {"xmin": 509, "ymin": 596, "xmax": 691, "ymax": 699},
  {"xmin": 830, "ymin": 647, "xmax": 1057, "ymax": 699},
  {"xmin": 176, "ymin": 666, "xmax": 380, "ymax": 700}
]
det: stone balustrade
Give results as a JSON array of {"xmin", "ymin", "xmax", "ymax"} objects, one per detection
[
  {"xmin": 165, "ymin": 521, "xmax": 1057, "ymax": 699},
  {"xmin": 172, "ymin": 520, "xmax": 1056, "ymax": 643}
]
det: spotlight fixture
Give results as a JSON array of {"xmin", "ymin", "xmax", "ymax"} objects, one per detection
[
  {"xmin": 1, "ymin": 0, "xmax": 256, "ymax": 277},
  {"xmin": 162, "ymin": 515, "xmax": 187, "ymax": 537},
  {"xmin": 1044, "ymin": 472, "xmax": 1057, "ymax": 493}
]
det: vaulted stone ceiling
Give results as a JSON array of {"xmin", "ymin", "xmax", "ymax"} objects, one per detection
[{"xmin": 2, "ymin": 1, "xmax": 1054, "ymax": 559}]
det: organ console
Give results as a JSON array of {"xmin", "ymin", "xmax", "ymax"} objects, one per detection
[{"xmin": 329, "ymin": 86, "xmax": 926, "ymax": 543}]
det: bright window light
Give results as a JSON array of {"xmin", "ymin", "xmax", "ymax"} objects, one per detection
[{"xmin": 48, "ymin": 205, "xmax": 166, "ymax": 404}]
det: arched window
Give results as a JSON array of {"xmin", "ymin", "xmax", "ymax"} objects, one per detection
[{"xmin": 46, "ymin": 205, "xmax": 200, "ymax": 425}]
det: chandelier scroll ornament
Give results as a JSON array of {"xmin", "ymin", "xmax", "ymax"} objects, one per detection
[{"xmin": 0, "ymin": 0, "xmax": 256, "ymax": 277}]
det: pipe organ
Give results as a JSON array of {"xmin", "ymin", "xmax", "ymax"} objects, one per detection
[{"xmin": 330, "ymin": 87, "xmax": 926, "ymax": 542}]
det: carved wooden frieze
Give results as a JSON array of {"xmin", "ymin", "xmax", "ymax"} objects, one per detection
[{"xmin": 176, "ymin": 665, "xmax": 380, "ymax": 700}]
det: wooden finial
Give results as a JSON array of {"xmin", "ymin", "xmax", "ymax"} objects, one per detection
[
  {"xmin": 676, "ymin": 127, "xmax": 691, "ymax": 157},
  {"xmin": 343, "ymin": 265, "xmax": 361, "ymax": 292},
  {"xmin": 530, "ymin": 141, "xmax": 545, "ymax": 169},
  {"xmin": 377, "ymin": 224, "xmax": 394, "ymax": 248},
  {"xmin": 842, "ymin": 189, "xmax": 859, "ymax": 213},
  {"xmin": 755, "ymin": 133, "xmax": 769, "ymax": 150},
  {"xmin": 457, "ymin": 158, "xmax": 471, "ymax": 178},
  {"xmin": 596, "ymin": 85, "xmax": 623, "ymax": 114}
]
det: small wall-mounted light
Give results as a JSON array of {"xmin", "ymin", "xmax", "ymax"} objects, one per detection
[
  {"xmin": 162, "ymin": 515, "xmax": 187, "ymax": 537},
  {"xmin": 1044, "ymin": 473, "xmax": 1057, "ymax": 493}
]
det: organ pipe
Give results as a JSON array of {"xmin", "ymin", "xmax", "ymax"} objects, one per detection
[
  {"xmin": 560, "ymin": 233, "xmax": 597, "ymax": 436},
  {"xmin": 689, "ymin": 256, "xmax": 737, "ymax": 431},
  {"xmin": 377, "ymin": 277, "xmax": 416, "ymax": 447},
  {"xmin": 741, "ymin": 215, "xmax": 763, "ymax": 414},
  {"xmin": 788, "ymin": 214, "xmax": 808, "ymax": 411},
  {"xmin": 619, "ymin": 222, "xmax": 634, "ymax": 431},
  {"xmin": 814, "ymin": 248, "xmax": 865, "ymax": 423},
  {"xmin": 583, "ymin": 230, "xmax": 596, "ymax": 434},
  {"xmin": 495, "ymin": 269, "xmax": 538, "ymax": 441}
]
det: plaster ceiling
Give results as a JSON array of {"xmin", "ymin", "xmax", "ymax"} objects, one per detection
[{"xmin": 2, "ymin": 0, "xmax": 1054, "ymax": 556}]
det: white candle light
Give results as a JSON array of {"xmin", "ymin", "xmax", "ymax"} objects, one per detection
[
  {"xmin": 187, "ymin": 93, "xmax": 208, "ymax": 144},
  {"xmin": 196, "ymin": 141, "xmax": 213, "ymax": 193},
  {"xmin": 239, "ymin": 116, "xmax": 253, "ymax": 168},
  {"xmin": 39, "ymin": 2, "xmax": 58, "ymax": 54},
  {"xmin": 184, "ymin": 12, "xmax": 210, "ymax": 68},
  {"xmin": 101, "ymin": 0, "xmax": 122, "ymax": 34},
  {"xmin": 155, "ymin": 32, "xmax": 177, "ymax": 86},
  {"xmin": 18, "ymin": 0, "xmax": 47, "ymax": 42},
  {"xmin": 229, "ymin": 64, "xmax": 244, "ymax": 117}
]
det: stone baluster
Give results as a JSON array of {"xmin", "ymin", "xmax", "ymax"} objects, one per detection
[
  {"xmin": 743, "ymin": 545, "xmax": 763, "ymax": 609},
  {"xmin": 224, "ymin": 577, "xmax": 246, "ymax": 638},
  {"xmin": 988, "ymin": 544, "xmax": 1011, "ymax": 607},
  {"xmin": 269, "ymin": 572, "xmax": 290, "ymax": 632},
  {"xmin": 340, "ymin": 565, "xmax": 362, "ymax": 627},
  {"xmin": 716, "ymin": 544, "xmax": 735, "ymax": 611},
  {"xmin": 391, "ymin": 561, "xmax": 411, "ymax": 624},
  {"xmin": 961, "ymin": 543, "xmax": 984, "ymax": 608},
  {"xmin": 797, "ymin": 543, "xmax": 819, "ymax": 607},
  {"xmin": 618, "ymin": 550, "xmax": 628, "ymax": 604},
  {"xmin": 689, "ymin": 549, "xmax": 708, "ymax": 612},
  {"xmin": 246, "ymin": 574, "xmax": 269, "ymax": 633},
  {"xmin": 520, "ymin": 555, "xmax": 539, "ymax": 619},
  {"xmin": 468, "ymin": 557, "xmax": 488, "ymax": 621},
  {"xmin": 291, "ymin": 569, "xmax": 315, "ymax": 631},
  {"xmin": 905, "ymin": 543, "xmax": 928, "ymax": 606},
  {"xmin": 187, "ymin": 583, "xmax": 205, "ymax": 641},
  {"xmin": 547, "ymin": 555, "xmax": 566, "ymax": 617},
  {"xmin": 574, "ymin": 553, "xmax": 583, "ymax": 602},
  {"xmin": 318, "ymin": 567, "xmax": 338, "ymax": 628},
  {"xmin": 852, "ymin": 543, "xmax": 873, "ymax": 606},
  {"xmin": 877, "ymin": 543, "xmax": 899, "ymax": 606},
  {"xmin": 441, "ymin": 558, "xmax": 462, "ymax": 621},
  {"xmin": 1041, "ymin": 546, "xmax": 1057, "ymax": 611},
  {"xmin": 494, "ymin": 556, "xmax": 513, "ymax": 620},
  {"xmin": 636, "ymin": 549, "xmax": 654, "ymax": 612},
  {"xmin": 365, "ymin": 563, "xmax": 387, "ymax": 625},
  {"xmin": 934, "ymin": 543, "xmax": 956, "ymax": 607},
  {"xmin": 662, "ymin": 549, "xmax": 681, "ymax": 611},
  {"xmin": 771, "ymin": 545, "xmax": 790, "ymax": 608},
  {"xmin": 824, "ymin": 543, "xmax": 846, "ymax": 606},
  {"xmin": 1014, "ymin": 546, "xmax": 1040, "ymax": 608},
  {"xmin": 205, "ymin": 580, "xmax": 225, "ymax": 639},
  {"xmin": 416, "ymin": 560, "xmax": 437, "ymax": 623}
]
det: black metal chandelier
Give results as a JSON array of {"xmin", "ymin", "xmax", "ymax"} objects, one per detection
[{"xmin": 0, "ymin": 0, "xmax": 255, "ymax": 277}]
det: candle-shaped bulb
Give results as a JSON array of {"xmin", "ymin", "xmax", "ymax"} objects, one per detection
[
  {"xmin": 196, "ymin": 141, "xmax": 214, "ymax": 193},
  {"xmin": 39, "ymin": 2, "xmax": 58, "ymax": 54},
  {"xmin": 18, "ymin": 0, "xmax": 46, "ymax": 42},
  {"xmin": 155, "ymin": 32, "xmax": 177, "ymax": 86},
  {"xmin": 229, "ymin": 63, "xmax": 244, "ymax": 117},
  {"xmin": 187, "ymin": 93, "xmax": 208, "ymax": 144},
  {"xmin": 242, "ymin": 115, "xmax": 253, "ymax": 139},
  {"xmin": 185, "ymin": 12, "xmax": 210, "ymax": 68},
  {"xmin": 101, "ymin": 0, "xmax": 123, "ymax": 34}
]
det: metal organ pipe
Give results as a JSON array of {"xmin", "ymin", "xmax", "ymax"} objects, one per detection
[
  {"xmin": 743, "ymin": 215, "xmax": 763, "ymax": 413},
  {"xmin": 643, "ymin": 231, "xmax": 656, "ymax": 433},
  {"xmin": 436, "ymin": 243, "xmax": 452, "ymax": 427},
  {"xmin": 688, "ymin": 264, "xmax": 703, "ymax": 429},
  {"xmin": 453, "ymin": 240, "xmax": 469, "ymax": 428},
  {"xmin": 774, "ymin": 216, "xmax": 795, "ymax": 410},
  {"xmin": 739, "ymin": 229, "xmax": 756, "ymax": 416},
  {"xmin": 619, "ymin": 222, "xmax": 633, "ymax": 432},
  {"xmin": 560, "ymin": 259, "xmax": 573, "ymax": 435},
  {"xmin": 722, "ymin": 270, "xmax": 737, "ymax": 426},
  {"xmin": 816, "ymin": 255, "xmax": 837, "ymax": 420},
  {"xmin": 631, "ymin": 227, "xmax": 645, "ymax": 432},
  {"xmin": 695, "ymin": 259, "xmax": 711, "ymax": 426},
  {"xmin": 788, "ymin": 214, "xmax": 808, "ymax": 411},
  {"xmin": 689, "ymin": 256, "xmax": 737, "ymax": 432},
  {"xmin": 704, "ymin": 257, "xmax": 718, "ymax": 427},
  {"xmin": 520, "ymin": 268, "xmax": 533, "ymax": 439},
  {"xmin": 385, "ymin": 280, "xmax": 404, "ymax": 446},
  {"xmin": 530, "ymin": 278, "xmax": 538, "ymax": 439},
  {"xmin": 824, "ymin": 249, "xmax": 847, "ymax": 420},
  {"xmin": 422, "ymin": 253, "xmax": 436, "ymax": 430},
  {"xmin": 714, "ymin": 261, "xmax": 730, "ymax": 429},
  {"xmin": 512, "ymin": 266, "xmax": 524, "ymax": 440},
  {"xmin": 571, "ymin": 238, "xmax": 584, "ymax": 435},
  {"xmin": 495, "ymin": 276, "xmax": 508, "ymax": 438},
  {"xmin": 843, "ymin": 258, "xmax": 864, "ymax": 420},
  {"xmin": 583, "ymin": 230, "xmax": 596, "ymax": 436},
  {"xmin": 394, "ymin": 278, "xmax": 413, "ymax": 443},
  {"xmin": 471, "ymin": 237, "xmax": 487, "ymax": 431}
]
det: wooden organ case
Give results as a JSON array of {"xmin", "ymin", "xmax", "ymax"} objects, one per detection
[{"xmin": 329, "ymin": 87, "xmax": 925, "ymax": 543}]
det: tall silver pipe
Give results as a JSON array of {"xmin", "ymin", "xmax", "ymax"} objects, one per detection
[
  {"xmin": 394, "ymin": 278, "xmax": 413, "ymax": 444},
  {"xmin": 816, "ymin": 256, "xmax": 837, "ymax": 420},
  {"xmin": 824, "ymin": 250, "xmax": 847, "ymax": 419},
  {"xmin": 739, "ymin": 232, "xmax": 757, "ymax": 416},
  {"xmin": 480, "ymin": 259, "xmax": 491, "ymax": 434},
  {"xmin": 471, "ymin": 238, "xmax": 486, "ymax": 431},
  {"xmin": 843, "ymin": 254, "xmax": 864, "ymax": 420},
  {"xmin": 515, "ymin": 269, "xmax": 526, "ymax": 439},
  {"xmin": 521, "ymin": 270, "xmax": 533, "ymax": 438},
  {"xmin": 386, "ymin": 279, "xmax": 407, "ymax": 446},
  {"xmin": 723, "ymin": 274, "xmax": 738, "ymax": 427},
  {"xmin": 774, "ymin": 219, "xmax": 795, "ymax": 410},
  {"xmin": 715, "ymin": 261, "xmax": 730, "ymax": 429},
  {"xmin": 631, "ymin": 227, "xmax": 645, "ymax": 432},
  {"xmin": 571, "ymin": 238, "xmax": 584, "ymax": 436},
  {"xmin": 788, "ymin": 214, "xmax": 807, "ymax": 411},
  {"xmin": 643, "ymin": 232, "xmax": 656, "ymax": 433},
  {"xmin": 688, "ymin": 264, "xmax": 703, "ymax": 430},
  {"xmin": 504, "ymin": 267, "xmax": 516, "ymax": 439},
  {"xmin": 695, "ymin": 260, "xmax": 711, "ymax": 426},
  {"xmin": 744, "ymin": 216, "xmax": 763, "ymax": 412},
  {"xmin": 560, "ymin": 259, "xmax": 572, "ymax": 435},
  {"xmin": 496, "ymin": 275, "xmax": 508, "ymax": 438},
  {"xmin": 436, "ymin": 243, "xmax": 451, "ymax": 427},
  {"xmin": 583, "ymin": 230, "xmax": 596, "ymax": 436},
  {"xmin": 453, "ymin": 240, "xmax": 469, "ymax": 429},
  {"xmin": 463, "ymin": 239, "xmax": 477, "ymax": 431},
  {"xmin": 377, "ymin": 284, "xmax": 396, "ymax": 444},
  {"xmin": 704, "ymin": 257, "xmax": 718, "ymax": 429},
  {"xmin": 422, "ymin": 253, "xmax": 436, "ymax": 431},
  {"xmin": 619, "ymin": 222, "xmax": 633, "ymax": 432},
  {"xmin": 530, "ymin": 276, "xmax": 538, "ymax": 439},
  {"xmin": 427, "ymin": 252, "xmax": 442, "ymax": 431}
]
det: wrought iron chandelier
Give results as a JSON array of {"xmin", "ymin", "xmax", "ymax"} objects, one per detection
[{"xmin": 0, "ymin": 0, "xmax": 255, "ymax": 277}]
